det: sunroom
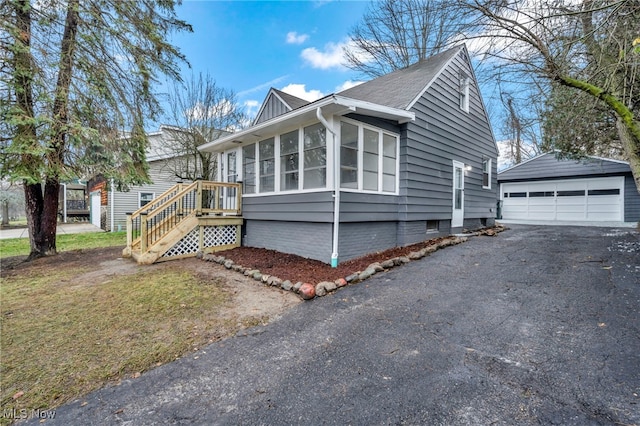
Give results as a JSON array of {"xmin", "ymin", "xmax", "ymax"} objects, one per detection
[{"xmin": 199, "ymin": 94, "xmax": 415, "ymax": 265}]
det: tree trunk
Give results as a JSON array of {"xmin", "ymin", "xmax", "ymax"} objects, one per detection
[
  {"xmin": 2, "ymin": 202, "xmax": 9, "ymax": 226},
  {"xmin": 617, "ymin": 118, "xmax": 640, "ymax": 194},
  {"xmin": 23, "ymin": 180, "xmax": 60, "ymax": 260}
]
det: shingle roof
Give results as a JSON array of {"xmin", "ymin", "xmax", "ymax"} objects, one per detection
[
  {"xmin": 271, "ymin": 88, "xmax": 309, "ymax": 110},
  {"xmin": 498, "ymin": 152, "xmax": 631, "ymax": 181},
  {"xmin": 337, "ymin": 45, "xmax": 464, "ymax": 110}
]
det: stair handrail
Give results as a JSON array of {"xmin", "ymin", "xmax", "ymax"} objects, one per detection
[{"xmin": 125, "ymin": 180, "xmax": 243, "ymax": 256}]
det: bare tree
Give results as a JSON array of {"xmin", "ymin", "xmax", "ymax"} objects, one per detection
[
  {"xmin": 343, "ymin": 0, "xmax": 464, "ymax": 77},
  {"xmin": 459, "ymin": 0, "xmax": 640, "ymax": 191},
  {"xmin": 161, "ymin": 73, "xmax": 247, "ymax": 181}
]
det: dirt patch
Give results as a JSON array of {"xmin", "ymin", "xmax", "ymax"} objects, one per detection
[{"xmin": 1, "ymin": 247, "xmax": 301, "ymax": 322}]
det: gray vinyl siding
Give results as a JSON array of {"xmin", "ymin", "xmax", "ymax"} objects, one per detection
[
  {"xmin": 242, "ymin": 191, "xmax": 335, "ymax": 222},
  {"xmin": 254, "ymin": 94, "xmax": 291, "ymax": 125},
  {"xmin": 402, "ymin": 52, "xmax": 498, "ymax": 223},
  {"xmin": 339, "ymin": 192, "xmax": 399, "ymax": 222},
  {"xmin": 624, "ymin": 175, "xmax": 640, "ymax": 222},
  {"xmin": 107, "ymin": 159, "xmax": 180, "ymax": 231},
  {"xmin": 243, "ymin": 220, "xmax": 332, "ymax": 263}
]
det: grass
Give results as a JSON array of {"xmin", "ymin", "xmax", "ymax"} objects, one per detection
[
  {"xmin": 0, "ymin": 231, "xmax": 126, "ymax": 259},
  {"xmin": 0, "ymin": 266, "xmax": 235, "ymax": 424}
]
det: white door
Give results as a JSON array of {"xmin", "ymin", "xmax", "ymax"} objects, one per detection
[
  {"xmin": 90, "ymin": 191, "xmax": 101, "ymax": 228},
  {"xmin": 222, "ymin": 150, "xmax": 238, "ymax": 211},
  {"xmin": 452, "ymin": 160, "xmax": 465, "ymax": 228},
  {"xmin": 501, "ymin": 177, "xmax": 624, "ymax": 222}
]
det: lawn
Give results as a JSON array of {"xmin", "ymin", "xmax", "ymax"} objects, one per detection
[
  {"xmin": 0, "ymin": 262, "xmax": 243, "ymax": 425},
  {"xmin": 0, "ymin": 231, "xmax": 127, "ymax": 259}
]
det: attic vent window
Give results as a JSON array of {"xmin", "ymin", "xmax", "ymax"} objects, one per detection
[{"xmin": 459, "ymin": 74, "xmax": 470, "ymax": 113}]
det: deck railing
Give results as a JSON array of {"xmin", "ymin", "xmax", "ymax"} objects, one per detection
[{"xmin": 125, "ymin": 180, "xmax": 242, "ymax": 255}]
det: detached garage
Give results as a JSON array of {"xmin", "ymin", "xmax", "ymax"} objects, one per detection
[{"xmin": 497, "ymin": 153, "xmax": 640, "ymax": 224}]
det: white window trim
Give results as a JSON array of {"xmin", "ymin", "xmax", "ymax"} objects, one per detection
[
  {"xmin": 237, "ymin": 118, "xmax": 400, "ymax": 197},
  {"xmin": 340, "ymin": 117, "xmax": 400, "ymax": 196},
  {"xmin": 482, "ymin": 158, "xmax": 492, "ymax": 189},
  {"xmin": 138, "ymin": 191, "xmax": 155, "ymax": 208}
]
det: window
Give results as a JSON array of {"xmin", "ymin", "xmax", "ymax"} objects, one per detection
[
  {"xmin": 557, "ymin": 190, "xmax": 585, "ymax": 197},
  {"xmin": 242, "ymin": 144, "xmax": 256, "ymax": 194},
  {"xmin": 340, "ymin": 122, "xmax": 358, "ymax": 189},
  {"xmin": 482, "ymin": 158, "xmax": 491, "ymax": 189},
  {"xmin": 139, "ymin": 192, "xmax": 155, "ymax": 208},
  {"xmin": 280, "ymin": 130, "xmax": 299, "ymax": 191},
  {"xmin": 363, "ymin": 128, "xmax": 379, "ymax": 191},
  {"xmin": 339, "ymin": 120, "xmax": 398, "ymax": 194},
  {"xmin": 259, "ymin": 138, "xmax": 275, "ymax": 192},
  {"xmin": 382, "ymin": 133, "xmax": 397, "ymax": 192},
  {"xmin": 426, "ymin": 220, "xmax": 439, "ymax": 232},
  {"xmin": 459, "ymin": 74, "xmax": 470, "ymax": 112},
  {"xmin": 529, "ymin": 191, "xmax": 555, "ymax": 197},
  {"xmin": 507, "ymin": 192, "xmax": 527, "ymax": 198},
  {"xmin": 303, "ymin": 123, "xmax": 326, "ymax": 189},
  {"xmin": 588, "ymin": 189, "xmax": 620, "ymax": 196}
]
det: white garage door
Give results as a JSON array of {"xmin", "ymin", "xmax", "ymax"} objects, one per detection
[{"xmin": 501, "ymin": 177, "xmax": 624, "ymax": 222}]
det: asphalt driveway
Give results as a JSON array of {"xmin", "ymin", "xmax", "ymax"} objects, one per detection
[{"xmin": 30, "ymin": 225, "xmax": 639, "ymax": 425}]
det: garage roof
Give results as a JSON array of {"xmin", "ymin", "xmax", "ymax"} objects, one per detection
[{"xmin": 498, "ymin": 153, "xmax": 631, "ymax": 182}]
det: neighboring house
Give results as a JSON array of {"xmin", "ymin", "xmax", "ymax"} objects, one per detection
[
  {"xmin": 89, "ymin": 125, "xmax": 204, "ymax": 231},
  {"xmin": 497, "ymin": 152, "xmax": 640, "ymax": 224},
  {"xmin": 58, "ymin": 181, "xmax": 90, "ymax": 222},
  {"xmin": 199, "ymin": 44, "xmax": 499, "ymax": 265}
]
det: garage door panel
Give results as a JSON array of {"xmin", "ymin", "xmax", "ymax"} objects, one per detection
[{"xmin": 501, "ymin": 177, "xmax": 623, "ymax": 222}]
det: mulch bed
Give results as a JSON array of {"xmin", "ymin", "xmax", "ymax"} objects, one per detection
[{"xmin": 216, "ymin": 237, "xmax": 448, "ymax": 284}]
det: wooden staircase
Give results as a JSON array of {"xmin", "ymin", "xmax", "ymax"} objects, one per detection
[{"xmin": 122, "ymin": 180, "xmax": 243, "ymax": 264}]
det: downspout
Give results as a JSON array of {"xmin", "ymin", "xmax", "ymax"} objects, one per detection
[
  {"xmin": 316, "ymin": 107, "xmax": 340, "ymax": 267},
  {"xmin": 110, "ymin": 179, "xmax": 115, "ymax": 232}
]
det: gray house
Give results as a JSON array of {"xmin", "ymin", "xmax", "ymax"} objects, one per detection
[
  {"xmin": 498, "ymin": 152, "xmax": 640, "ymax": 224},
  {"xmin": 200, "ymin": 44, "xmax": 498, "ymax": 265}
]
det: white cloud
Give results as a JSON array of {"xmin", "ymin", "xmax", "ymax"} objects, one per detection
[
  {"xmin": 301, "ymin": 38, "xmax": 374, "ymax": 70},
  {"xmin": 335, "ymin": 80, "xmax": 364, "ymax": 92},
  {"xmin": 286, "ymin": 31, "xmax": 309, "ymax": 45},
  {"xmin": 280, "ymin": 84, "xmax": 324, "ymax": 101},
  {"xmin": 301, "ymin": 40, "xmax": 350, "ymax": 70}
]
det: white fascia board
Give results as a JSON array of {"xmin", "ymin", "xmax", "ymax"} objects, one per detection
[
  {"xmin": 332, "ymin": 95, "xmax": 416, "ymax": 123},
  {"xmin": 199, "ymin": 95, "xmax": 415, "ymax": 153}
]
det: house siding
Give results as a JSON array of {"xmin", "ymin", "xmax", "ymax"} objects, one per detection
[
  {"xmin": 401, "ymin": 51, "xmax": 498, "ymax": 227},
  {"xmin": 107, "ymin": 159, "xmax": 180, "ymax": 231},
  {"xmin": 243, "ymin": 192, "xmax": 334, "ymax": 222},
  {"xmin": 624, "ymin": 175, "xmax": 640, "ymax": 222},
  {"xmin": 254, "ymin": 94, "xmax": 291, "ymax": 125}
]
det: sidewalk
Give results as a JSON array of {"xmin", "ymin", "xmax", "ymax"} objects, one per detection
[{"xmin": 0, "ymin": 223, "xmax": 104, "ymax": 239}]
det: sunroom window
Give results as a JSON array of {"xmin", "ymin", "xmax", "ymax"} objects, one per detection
[
  {"xmin": 340, "ymin": 122, "xmax": 358, "ymax": 189},
  {"xmin": 242, "ymin": 144, "xmax": 256, "ymax": 194},
  {"xmin": 280, "ymin": 130, "xmax": 299, "ymax": 191},
  {"xmin": 259, "ymin": 138, "xmax": 275, "ymax": 192},
  {"xmin": 303, "ymin": 123, "xmax": 326, "ymax": 189},
  {"xmin": 340, "ymin": 120, "xmax": 398, "ymax": 194}
]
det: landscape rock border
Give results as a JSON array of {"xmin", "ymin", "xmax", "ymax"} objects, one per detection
[{"xmin": 199, "ymin": 226, "xmax": 506, "ymax": 300}]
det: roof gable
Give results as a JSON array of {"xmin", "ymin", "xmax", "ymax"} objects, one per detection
[
  {"xmin": 253, "ymin": 88, "xmax": 310, "ymax": 125},
  {"xmin": 498, "ymin": 153, "xmax": 631, "ymax": 181},
  {"xmin": 337, "ymin": 45, "xmax": 464, "ymax": 110}
]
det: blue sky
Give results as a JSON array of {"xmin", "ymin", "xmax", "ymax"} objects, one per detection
[{"xmin": 166, "ymin": 0, "xmax": 371, "ymax": 119}]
